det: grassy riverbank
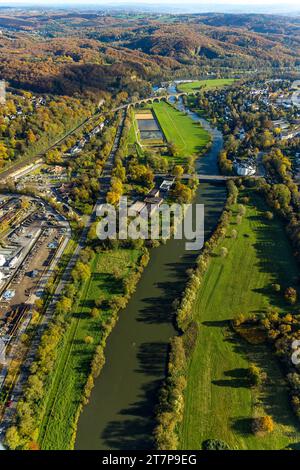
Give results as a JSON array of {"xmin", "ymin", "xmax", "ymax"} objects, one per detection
[
  {"xmin": 37, "ymin": 247, "xmax": 143, "ymax": 450},
  {"xmin": 179, "ymin": 191, "xmax": 300, "ymax": 450}
]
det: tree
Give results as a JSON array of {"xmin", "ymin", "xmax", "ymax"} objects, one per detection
[
  {"xmin": 236, "ymin": 215, "xmax": 242, "ymax": 225},
  {"xmin": 171, "ymin": 182, "xmax": 192, "ymax": 203},
  {"xmin": 27, "ymin": 129, "xmax": 36, "ymax": 144},
  {"xmin": 106, "ymin": 190, "xmax": 121, "ymax": 205},
  {"xmin": 248, "ymin": 364, "xmax": 266, "ymax": 386},
  {"xmin": 5, "ymin": 426, "xmax": 22, "ymax": 450},
  {"xmin": 72, "ymin": 261, "xmax": 91, "ymax": 283},
  {"xmin": 273, "ymin": 184, "xmax": 291, "ymax": 209},
  {"xmin": 264, "ymin": 211, "xmax": 274, "ymax": 220},
  {"xmin": 173, "ymin": 165, "xmax": 184, "ymax": 178},
  {"xmin": 272, "ymin": 283, "xmax": 281, "ymax": 293},
  {"xmin": 252, "ymin": 415, "xmax": 274, "ymax": 434},
  {"xmin": 84, "ymin": 335, "xmax": 94, "ymax": 344},
  {"xmin": 238, "ymin": 204, "xmax": 246, "ymax": 216},
  {"xmin": 46, "ymin": 149, "xmax": 62, "ymax": 164},
  {"xmin": 220, "ymin": 246, "xmax": 228, "ymax": 257},
  {"xmin": 55, "ymin": 296, "xmax": 72, "ymax": 315},
  {"xmin": 202, "ymin": 439, "xmax": 230, "ymax": 450},
  {"xmin": 284, "ymin": 287, "xmax": 297, "ymax": 305},
  {"xmin": 90, "ymin": 308, "xmax": 100, "ymax": 318},
  {"xmin": 231, "ymin": 229, "xmax": 238, "ymax": 239},
  {"xmin": 168, "ymin": 141, "xmax": 180, "ymax": 157}
]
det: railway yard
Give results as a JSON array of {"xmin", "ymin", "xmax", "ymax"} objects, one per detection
[{"xmin": 0, "ymin": 193, "xmax": 71, "ymax": 412}]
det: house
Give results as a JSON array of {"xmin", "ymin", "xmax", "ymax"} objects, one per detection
[
  {"xmin": 70, "ymin": 146, "xmax": 81, "ymax": 155},
  {"xmin": 281, "ymin": 124, "xmax": 300, "ymax": 140},
  {"xmin": 234, "ymin": 161, "xmax": 256, "ymax": 177},
  {"xmin": 160, "ymin": 178, "xmax": 175, "ymax": 192},
  {"xmin": 144, "ymin": 197, "xmax": 164, "ymax": 215},
  {"xmin": 146, "ymin": 188, "xmax": 160, "ymax": 198}
]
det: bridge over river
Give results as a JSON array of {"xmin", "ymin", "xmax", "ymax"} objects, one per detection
[{"xmin": 155, "ymin": 173, "xmax": 262, "ymax": 183}]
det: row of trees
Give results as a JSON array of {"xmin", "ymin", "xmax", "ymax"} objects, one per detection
[
  {"xmin": 5, "ymin": 238, "xmax": 150, "ymax": 449},
  {"xmin": 234, "ymin": 310, "xmax": 300, "ymax": 423},
  {"xmin": 0, "ymin": 93, "xmax": 95, "ymax": 169},
  {"xmin": 154, "ymin": 180, "xmax": 238, "ymax": 449}
]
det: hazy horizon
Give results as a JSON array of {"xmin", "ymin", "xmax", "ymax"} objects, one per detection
[{"xmin": 0, "ymin": 0, "xmax": 299, "ymax": 16}]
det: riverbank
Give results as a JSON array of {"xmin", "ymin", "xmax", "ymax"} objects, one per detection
[
  {"xmin": 175, "ymin": 187, "xmax": 300, "ymax": 450},
  {"xmin": 38, "ymin": 247, "xmax": 148, "ymax": 450},
  {"xmin": 75, "ymin": 97, "xmax": 226, "ymax": 449}
]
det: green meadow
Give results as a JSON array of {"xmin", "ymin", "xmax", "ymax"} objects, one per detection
[{"xmin": 180, "ymin": 192, "xmax": 300, "ymax": 450}]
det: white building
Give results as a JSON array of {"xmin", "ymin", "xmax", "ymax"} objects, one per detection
[{"xmin": 235, "ymin": 162, "xmax": 256, "ymax": 177}]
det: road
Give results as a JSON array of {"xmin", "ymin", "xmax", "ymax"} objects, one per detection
[{"xmin": 0, "ymin": 110, "xmax": 126, "ymax": 443}]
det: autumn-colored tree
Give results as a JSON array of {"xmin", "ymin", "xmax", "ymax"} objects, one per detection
[
  {"xmin": 27, "ymin": 129, "xmax": 36, "ymax": 144},
  {"xmin": 284, "ymin": 287, "xmax": 297, "ymax": 305},
  {"xmin": 252, "ymin": 415, "xmax": 274, "ymax": 434}
]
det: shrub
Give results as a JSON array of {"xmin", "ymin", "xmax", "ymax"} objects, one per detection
[
  {"xmin": 238, "ymin": 204, "xmax": 246, "ymax": 216},
  {"xmin": 90, "ymin": 308, "xmax": 100, "ymax": 318},
  {"xmin": 231, "ymin": 229, "xmax": 238, "ymax": 239},
  {"xmin": 248, "ymin": 363, "xmax": 266, "ymax": 386},
  {"xmin": 264, "ymin": 211, "xmax": 274, "ymax": 220},
  {"xmin": 84, "ymin": 335, "xmax": 94, "ymax": 345},
  {"xmin": 233, "ymin": 313, "xmax": 246, "ymax": 327},
  {"xmin": 252, "ymin": 415, "xmax": 274, "ymax": 434},
  {"xmin": 202, "ymin": 439, "xmax": 230, "ymax": 450},
  {"xmin": 220, "ymin": 247, "xmax": 228, "ymax": 258},
  {"xmin": 284, "ymin": 287, "xmax": 297, "ymax": 305},
  {"xmin": 182, "ymin": 321, "xmax": 199, "ymax": 358},
  {"xmin": 272, "ymin": 283, "xmax": 281, "ymax": 293}
]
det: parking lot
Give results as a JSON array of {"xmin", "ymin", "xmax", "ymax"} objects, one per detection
[{"xmin": 0, "ymin": 196, "xmax": 69, "ymax": 324}]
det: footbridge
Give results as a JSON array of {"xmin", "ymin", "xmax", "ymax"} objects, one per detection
[{"xmin": 155, "ymin": 174, "xmax": 262, "ymax": 184}]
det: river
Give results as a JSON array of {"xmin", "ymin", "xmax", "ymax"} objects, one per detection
[{"xmin": 75, "ymin": 95, "xmax": 227, "ymax": 450}]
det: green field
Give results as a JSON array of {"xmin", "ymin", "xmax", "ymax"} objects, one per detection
[
  {"xmin": 38, "ymin": 248, "xmax": 141, "ymax": 450},
  {"xmin": 177, "ymin": 78, "xmax": 235, "ymax": 93},
  {"xmin": 180, "ymin": 192, "xmax": 300, "ymax": 450},
  {"xmin": 151, "ymin": 101, "xmax": 210, "ymax": 162}
]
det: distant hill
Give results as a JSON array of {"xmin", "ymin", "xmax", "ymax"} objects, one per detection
[{"xmin": 0, "ymin": 10, "xmax": 298, "ymax": 95}]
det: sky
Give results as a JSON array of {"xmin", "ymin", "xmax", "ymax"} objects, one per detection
[
  {"xmin": 0, "ymin": 0, "xmax": 299, "ymax": 14},
  {"xmin": 0, "ymin": 0, "xmax": 298, "ymax": 4}
]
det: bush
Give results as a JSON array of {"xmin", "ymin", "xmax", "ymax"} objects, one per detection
[
  {"xmin": 272, "ymin": 283, "xmax": 281, "ymax": 293},
  {"xmin": 248, "ymin": 363, "xmax": 266, "ymax": 386},
  {"xmin": 231, "ymin": 229, "xmax": 238, "ymax": 239},
  {"xmin": 202, "ymin": 439, "xmax": 230, "ymax": 450},
  {"xmin": 264, "ymin": 211, "xmax": 274, "ymax": 220},
  {"xmin": 220, "ymin": 246, "xmax": 228, "ymax": 258},
  {"xmin": 84, "ymin": 335, "xmax": 94, "ymax": 345},
  {"xmin": 252, "ymin": 415, "xmax": 274, "ymax": 434},
  {"xmin": 90, "ymin": 308, "xmax": 100, "ymax": 318},
  {"xmin": 182, "ymin": 321, "xmax": 199, "ymax": 358},
  {"xmin": 284, "ymin": 287, "xmax": 297, "ymax": 305}
]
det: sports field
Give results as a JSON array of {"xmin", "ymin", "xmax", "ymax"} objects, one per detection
[
  {"xmin": 177, "ymin": 78, "xmax": 235, "ymax": 94},
  {"xmin": 151, "ymin": 101, "xmax": 210, "ymax": 162}
]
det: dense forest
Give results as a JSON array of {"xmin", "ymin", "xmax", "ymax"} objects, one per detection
[{"xmin": 0, "ymin": 10, "xmax": 299, "ymax": 97}]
